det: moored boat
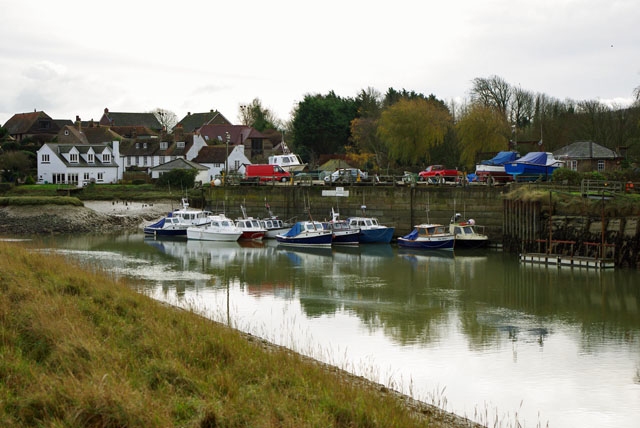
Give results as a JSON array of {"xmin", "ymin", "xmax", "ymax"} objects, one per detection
[
  {"xmin": 187, "ymin": 214, "xmax": 242, "ymax": 241},
  {"xmin": 504, "ymin": 152, "xmax": 564, "ymax": 182},
  {"xmin": 260, "ymin": 200, "xmax": 292, "ymax": 238},
  {"xmin": 144, "ymin": 198, "xmax": 211, "ymax": 236},
  {"xmin": 276, "ymin": 221, "xmax": 333, "ymax": 247},
  {"xmin": 449, "ymin": 214, "xmax": 489, "ymax": 249},
  {"xmin": 397, "ymin": 224, "xmax": 454, "ymax": 250},
  {"xmin": 324, "ymin": 208, "xmax": 359, "ymax": 245},
  {"xmin": 235, "ymin": 217, "xmax": 266, "ymax": 240},
  {"xmin": 347, "ymin": 217, "xmax": 394, "ymax": 244}
]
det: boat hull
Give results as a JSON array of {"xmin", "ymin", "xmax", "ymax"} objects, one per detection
[
  {"xmin": 186, "ymin": 228, "xmax": 241, "ymax": 241},
  {"xmin": 454, "ymin": 237, "xmax": 489, "ymax": 249},
  {"xmin": 332, "ymin": 231, "xmax": 359, "ymax": 245},
  {"xmin": 239, "ymin": 231, "xmax": 265, "ymax": 241},
  {"xmin": 264, "ymin": 227, "xmax": 292, "ymax": 239},
  {"xmin": 504, "ymin": 164, "xmax": 559, "ymax": 182},
  {"xmin": 359, "ymin": 227, "xmax": 395, "ymax": 244},
  {"xmin": 397, "ymin": 236, "xmax": 454, "ymax": 250},
  {"xmin": 475, "ymin": 165, "xmax": 513, "ymax": 182},
  {"xmin": 276, "ymin": 232, "xmax": 333, "ymax": 247}
]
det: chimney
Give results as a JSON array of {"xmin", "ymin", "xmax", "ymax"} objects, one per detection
[
  {"xmin": 187, "ymin": 112, "xmax": 191, "ymax": 116},
  {"xmin": 104, "ymin": 107, "xmax": 109, "ymax": 114},
  {"xmin": 75, "ymin": 116, "xmax": 81, "ymax": 131}
]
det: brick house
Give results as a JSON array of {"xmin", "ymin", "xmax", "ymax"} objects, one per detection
[
  {"xmin": 175, "ymin": 110, "xmax": 231, "ymax": 133},
  {"xmin": 196, "ymin": 124, "xmax": 274, "ymax": 162},
  {"xmin": 553, "ymin": 141, "xmax": 622, "ymax": 173},
  {"xmin": 3, "ymin": 111, "xmax": 71, "ymax": 143}
]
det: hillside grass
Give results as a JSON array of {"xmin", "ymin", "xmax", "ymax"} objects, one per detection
[
  {"xmin": 5, "ymin": 184, "xmax": 198, "ymax": 202},
  {"xmin": 0, "ymin": 242, "xmax": 435, "ymax": 427},
  {"xmin": 0, "ymin": 196, "xmax": 84, "ymax": 207}
]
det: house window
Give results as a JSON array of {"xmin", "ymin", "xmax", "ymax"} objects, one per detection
[
  {"xmin": 569, "ymin": 160, "xmax": 577, "ymax": 171},
  {"xmin": 143, "ymin": 142, "xmax": 147, "ymax": 149},
  {"xmin": 177, "ymin": 141, "xmax": 185, "ymax": 148},
  {"xmin": 127, "ymin": 157, "xmax": 131, "ymax": 166},
  {"xmin": 103, "ymin": 153, "xmax": 111, "ymax": 163},
  {"xmin": 135, "ymin": 143, "xmax": 140, "ymax": 149},
  {"xmin": 136, "ymin": 156, "xmax": 140, "ymax": 165},
  {"xmin": 68, "ymin": 173, "xmax": 78, "ymax": 184},
  {"xmin": 597, "ymin": 160, "xmax": 605, "ymax": 172},
  {"xmin": 84, "ymin": 173, "xmax": 89, "ymax": 181},
  {"xmin": 42, "ymin": 154, "xmax": 50, "ymax": 163},
  {"xmin": 143, "ymin": 157, "xmax": 147, "ymax": 166},
  {"xmin": 88, "ymin": 153, "xmax": 94, "ymax": 163},
  {"xmin": 64, "ymin": 130, "xmax": 70, "ymax": 136},
  {"xmin": 53, "ymin": 173, "xmax": 66, "ymax": 184},
  {"xmin": 69, "ymin": 153, "xmax": 78, "ymax": 163},
  {"xmin": 97, "ymin": 172, "xmax": 104, "ymax": 182},
  {"xmin": 234, "ymin": 160, "xmax": 240, "ymax": 170},
  {"xmin": 251, "ymin": 139, "xmax": 263, "ymax": 157},
  {"xmin": 38, "ymin": 120, "xmax": 51, "ymax": 129},
  {"xmin": 160, "ymin": 142, "xmax": 168, "ymax": 150}
]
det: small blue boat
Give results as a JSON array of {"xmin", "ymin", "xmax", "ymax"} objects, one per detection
[
  {"xmin": 144, "ymin": 215, "xmax": 188, "ymax": 236},
  {"xmin": 276, "ymin": 221, "xmax": 333, "ymax": 247},
  {"xmin": 504, "ymin": 152, "xmax": 564, "ymax": 182},
  {"xmin": 397, "ymin": 224, "xmax": 454, "ymax": 250},
  {"xmin": 347, "ymin": 217, "xmax": 394, "ymax": 244},
  {"xmin": 324, "ymin": 208, "xmax": 359, "ymax": 245}
]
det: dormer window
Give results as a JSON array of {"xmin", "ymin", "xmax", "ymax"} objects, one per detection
[
  {"xmin": 69, "ymin": 153, "xmax": 78, "ymax": 163},
  {"xmin": 135, "ymin": 143, "xmax": 140, "ymax": 149},
  {"xmin": 160, "ymin": 142, "xmax": 168, "ymax": 150},
  {"xmin": 143, "ymin": 142, "xmax": 147, "ymax": 149},
  {"xmin": 177, "ymin": 141, "xmax": 185, "ymax": 148},
  {"xmin": 88, "ymin": 153, "xmax": 94, "ymax": 163},
  {"xmin": 103, "ymin": 153, "xmax": 111, "ymax": 163},
  {"xmin": 41, "ymin": 154, "xmax": 50, "ymax": 163}
]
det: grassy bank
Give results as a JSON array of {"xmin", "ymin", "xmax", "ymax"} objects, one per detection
[
  {"xmin": 4, "ymin": 184, "xmax": 193, "ymax": 202},
  {"xmin": 0, "ymin": 242, "xmax": 451, "ymax": 427},
  {"xmin": 0, "ymin": 196, "xmax": 84, "ymax": 207}
]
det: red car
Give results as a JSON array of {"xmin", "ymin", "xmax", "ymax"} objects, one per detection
[{"xmin": 418, "ymin": 165, "xmax": 460, "ymax": 183}]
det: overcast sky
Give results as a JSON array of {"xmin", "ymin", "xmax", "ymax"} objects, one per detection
[{"xmin": 1, "ymin": 0, "xmax": 639, "ymax": 127}]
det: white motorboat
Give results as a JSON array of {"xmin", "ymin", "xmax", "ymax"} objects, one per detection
[
  {"xmin": 268, "ymin": 141, "xmax": 306, "ymax": 172},
  {"xmin": 187, "ymin": 214, "xmax": 242, "ymax": 241},
  {"xmin": 261, "ymin": 218, "xmax": 291, "ymax": 239},
  {"xmin": 144, "ymin": 198, "xmax": 211, "ymax": 236},
  {"xmin": 449, "ymin": 214, "xmax": 489, "ymax": 249}
]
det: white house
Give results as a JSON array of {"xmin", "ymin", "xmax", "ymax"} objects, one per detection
[
  {"xmin": 149, "ymin": 158, "xmax": 209, "ymax": 183},
  {"xmin": 119, "ymin": 138, "xmax": 206, "ymax": 172},
  {"xmin": 192, "ymin": 145, "xmax": 251, "ymax": 181},
  {"xmin": 37, "ymin": 142, "xmax": 122, "ymax": 186}
]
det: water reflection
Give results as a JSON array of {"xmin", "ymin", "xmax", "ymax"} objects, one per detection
[{"xmin": 36, "ymin": 232, "xmax": 640, "ymax": 427}]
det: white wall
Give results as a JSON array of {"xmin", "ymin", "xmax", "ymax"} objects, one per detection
[
  {"xmin": 201, "ymin": 145, "xmax": 251, "ymax": 181},
  {"xmin": 37, "ymin": 144, "xmax": 120, "ymax": 186}
]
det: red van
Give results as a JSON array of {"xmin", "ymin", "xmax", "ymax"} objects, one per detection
[{"xmin": 245, "ymin": 164, "xmax": 291, "ymax": 182}]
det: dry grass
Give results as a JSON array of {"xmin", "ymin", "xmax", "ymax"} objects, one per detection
[{"xmin": 0, "ymin": 241, "xmax": 444, "ymax": 427}]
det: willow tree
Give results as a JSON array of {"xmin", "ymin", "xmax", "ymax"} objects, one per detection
[
  {"xmin": 376, "ymin": 98, "xmax": 451, "ymax": 166},
  {"xmin": 456, "ymin": 104, "xmax": 510, "ymax": 168}
]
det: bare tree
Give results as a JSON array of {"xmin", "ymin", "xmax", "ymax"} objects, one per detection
[
  {"xmin": 510, "ymin": 87, "xmax": 535, "ymax": 128},
  {"xmin": 151, "ymin": 108, "xmax": 178, "ymax": 132},
  {"xmin": 470, "ymin": 75, "xmax": 512, "ymax": 118},
  {"xmin": 634, "ymin": 85, "xmax": 640, "ymax": 104}
]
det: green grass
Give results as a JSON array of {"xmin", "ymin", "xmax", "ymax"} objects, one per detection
[
  {"xmin": 0, "ymin": 242, "xmax": 436, "ymax": 427},
  {"xmin": 5, "ymin": 184, "xmax": 198, "ymax": 202},
  {"xmin": 0, "ymin": 196, "xmax": 83, "ymax": 207}
]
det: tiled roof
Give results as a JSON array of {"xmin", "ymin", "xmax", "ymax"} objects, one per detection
[
  {"xmin": 43, "ymin": 143, "xmax": 115, "ymax": 168},
  {"xmin": 150, "ymin": 158, "xmax": 207, "ymax": 171},
  {"xmin": 58, "ymin": 126, "xmax": 89, "ymax": 145},
  {"xmin": 119, "ymin": 139, "xmax": 193, "ymax": 157},
  {"xmin": 176, "ymin": 110, "xmax": 230, "ymax": 133},
  {"xmin": 82, "ymin": 127, "xmax": 122, "ymax": 145},
  {"xmin": 53, "ymin": 119, "xmax": 73, "ymax": 128},
  {"xmin": 198, "ymin": 124, "xmax": 267, "ymax": 145},
  {"xmin": 110, "ymin": 126, "xmax": 158, "ymax": 138},
  {"xmin": 3, "ymin": 111, "xmax": 51, "ymax": 134},
  {"xmin": 102, "ymin": 111, "xmax": 162, "ymax": 130},
  {"xmin": 553, "ymin": 141, "xmax": 618, "ymax": 160},
  {"xmin": 192, "ymin": 146, "xmax": 229, "ymax": 164}
]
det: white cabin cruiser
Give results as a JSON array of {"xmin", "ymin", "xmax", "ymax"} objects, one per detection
[{"xmin": 187, "ymin": 214, "xmax": 242, "ymax": 241}]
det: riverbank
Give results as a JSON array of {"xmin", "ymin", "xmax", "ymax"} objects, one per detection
[
  {"xmin": 0, "ymin": 241, "xmax": 480, "ymax": 427},
  {"xmin": 0, "ymin": 200, "xmax": 174, "ymax": 234}
]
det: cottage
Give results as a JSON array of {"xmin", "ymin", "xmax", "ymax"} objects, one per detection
[
  {"xmin": 149, "ymin": 158, "xmax": 208, "ymax": 183},
  {"xmin": 37, "ymin": 142, "xmax": 122, "ymax": 186},
  {"xmin": 553, "ymin": 141, "xmax": 621, "ymax": 173},
  {"xmin": 119, "ymin": 136, "xmax": 206, "ymax": 173},
  {"xmin": 57, "ymin": 123, "xmax": 122, "ymax": 145},
  {"xmin": 3, "ymin": 111, "xmax": 71, "ymax": 143},
  {"xmin": 192, "ymin": 145, "xmax": 251, "ymax": 181}
]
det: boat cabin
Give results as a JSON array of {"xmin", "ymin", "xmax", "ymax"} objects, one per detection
[
  {"xmin": 269, "ymin": 154, "xmax": 304, "ymax": 168},
  {"xmin": 236, "ymin": 219, "xmax": 262, "ymax": 228},
  {"xmin": 348, "ymin": 217, "xmax": 381, "ymax": 228},
  {"xmin": 262, "ymin": 219, "xmax": 284, "ymax": 229},
  {"xmin": 416, "ymin": 225, "xmax": 448, "ymax": 236}
]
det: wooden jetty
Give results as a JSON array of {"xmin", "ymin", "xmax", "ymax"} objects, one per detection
[{"xmin": 520, "ymin": 252, "xmax": 615, "ymax": 269}]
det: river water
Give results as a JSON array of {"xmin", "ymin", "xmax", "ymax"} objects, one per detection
[{"xmin": 31, "ymin": 232, "xmax": 640, "ymax": 427}]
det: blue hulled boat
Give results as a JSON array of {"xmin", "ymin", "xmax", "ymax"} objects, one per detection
[
  {"xmin": 276, "ymin": 221, "xmax": 333, "ymax": 247},
  {"xmin": 397, "ymin": 224, "xmax": 454, "ymax": 250},
  {"xmin": 347, "ymin": 217, "xmax": 394, "ymax": 244},
  {"xmin": 144, "ymin": 215, "xmax": 189, "ymax": 236},
  {"xmin": 324, "ymin": 208, "xmax": 359, "ymax": 245},
  {"xmin": 504, "ymin": 152, "xmax": 564, "ymax": 182}
]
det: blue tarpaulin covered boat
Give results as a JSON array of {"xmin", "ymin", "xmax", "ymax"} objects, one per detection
[{"xmin": 504, "ymin": 152, "xmax": 564, "ymax": 181}]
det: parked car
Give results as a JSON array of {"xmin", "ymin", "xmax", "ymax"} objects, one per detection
[
  {"xmin": 418, "ymin": 165, "xmax": 460, "ymax": 183},
  {"xmin": 245, "ymin": 164, "xmax": 291, "ymax": 182},
  {"xmin": 324, "ymin": 168, "xmax": 368, "ymax": 184}
]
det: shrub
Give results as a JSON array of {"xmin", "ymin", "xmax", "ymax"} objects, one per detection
[
  {"xmin": 552, "ymin": 168, "xmax": 582, "ymax": 185},
  {"xmin": 156, "ymin": 169, "xmax": 198, "ymax": 189},
  {"xmin": 132, "ymin": 179, "xmax": 147, "ymax": 185},
  {"xmin": 24, "ymin": 175, "xmax": 36, "ymax": 185}
]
